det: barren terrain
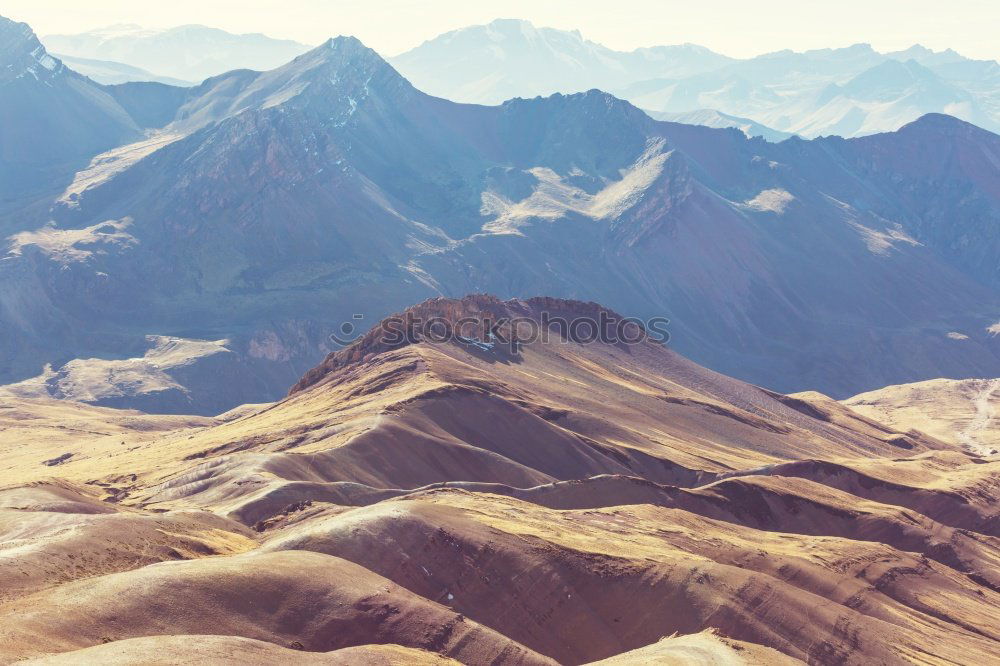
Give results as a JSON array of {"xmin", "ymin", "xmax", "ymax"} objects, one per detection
[{"xmin": 1, "ymin": 296, "xmax": 998, "ymax": 664}]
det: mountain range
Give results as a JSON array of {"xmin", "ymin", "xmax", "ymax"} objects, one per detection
[
  {"xmin": 389, "ymin": 19, "xmax": 733, "ymax": 108},
  {"xmin": 3, "ymin": 12, "xmax": 1000, "ymax": 660},
  {"xmin": 54, "ymin": 53, "xmax": 194, "ymax": 86},
  {"xmin": 38, "ymin": 18, "xmax": 1000, "ymax": 140},
  {"xmin": 42, "ymin": 23, "xmax": 311, "ymax": 83},
  {"xmin": 2, "ymin": 295, "xmax": 998, "ymax": 663},
  {"xmin": 1, "ymin": 15, "xmax": 999, "ymax": 414},
  {"xmin": 392, "ymin": 19, "xmax": 1000, "ymax": 139}
]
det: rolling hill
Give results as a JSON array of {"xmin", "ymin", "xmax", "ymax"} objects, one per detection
[
  {"xmin": 1, "ymin": 296, "xmax": 997, "ymax": 663},
  {"xmin": 844, "ymin": 376, "xmax": 1000, "ymax": 456}
]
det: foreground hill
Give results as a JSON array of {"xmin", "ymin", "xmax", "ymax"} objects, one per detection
[
  {"xmin": 2, "ymin": 296, "xmax": 998, "ymax": 663},
  {"xmin": 2, "ymin": 25, "xmax": 999, "ymax": 413}
]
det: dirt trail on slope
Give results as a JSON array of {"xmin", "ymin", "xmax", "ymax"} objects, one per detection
[{"xmin": 959, "ymin": 379, "xmax": 1000, "ymax": 456}]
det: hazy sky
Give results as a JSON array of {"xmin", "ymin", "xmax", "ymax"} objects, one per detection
[{"xmin": 4, "ymin": 0, "xmax": 998, "ymax": 60}]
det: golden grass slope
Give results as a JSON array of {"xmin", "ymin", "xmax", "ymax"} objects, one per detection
[
  {"xmin": 259, "ymin": 489, "xmax": 1000, "ymax": 663},
  {"xmin": 843, "ymin": 377, "xmax": 1000, "ymax": 456},
  {"xmin": 1, "ymin": 297, "xmax": 998, "ymax": 664},
  {"xmin": 584, "ymin": 630, "xmax": 803, "ymax": 665},
  {"xmin": 0, "ymin": 548, "xmax": 551, "ymax": 664},
  {"xmin": 22, "ymin": 637, "xmax": 460, "ymax": 665}
]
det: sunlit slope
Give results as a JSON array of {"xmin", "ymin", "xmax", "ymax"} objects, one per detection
[{"xmin": 1, "ymin": 297, "xmax": 997, "ymax": 664}]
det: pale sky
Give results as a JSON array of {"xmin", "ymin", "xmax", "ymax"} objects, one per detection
[{"xmin": 4, "ymin": 0, "xmax": 998, "ymax": 61}]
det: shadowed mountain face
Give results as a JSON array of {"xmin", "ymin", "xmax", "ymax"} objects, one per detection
[
  {"xmin": 0, "ymin": 17, "xmax": 140, "ymax": 213},
  {"xmin": 1, "ymin": 31, "xmax": 1000, "ymax": 413},
  {"xmin": 2, "ymin": 296, "xmax": 998, "ymax": 664}
]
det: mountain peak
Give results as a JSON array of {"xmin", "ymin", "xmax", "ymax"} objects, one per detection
[
  {"xmin": 897, "ymin": 112, "xmax": 991, "ymax": 136},
  {"xmin": 480, "ymin": 18, "xmax": 579, "ymax": 43},
  {"xmin": 487, "ymin": 18, "xmax": 535, "ymax": 28},
  {"xmin": 255, "ymin": 34, "xmax": 403, "ymax": 95},
  {"xmin": 898, "ymin": 43, "xmax": 933, "ymax": 56},
  {"xmin": 285, "ymin": 34, "xmax": 406, "ymax": 96},
  {"xmin": 318, "ymin": 34, "xmax": 368, "ymax": 52},
  {"xmin": 164, "ymin": 33, "xmax": 410, "ymax": 131},
  {"xmin": 0, "ymin": 14, "xmax": 31, "ymax": 44},
  {"xmin": 0, "ymin": 15, "xmax": 64, "ymax": 83},
  {"xmin": 485, "ymin": 18, "xmax": 540, "ymax": 33},
  {"xmin": 290, "ymin": 295, "xmax": 642, "ymax": 394},
  {"xmin": 289, "ymin": 34, "xmax": 389, "ymax": 73},
  {"xmin": 502, "ymin": 87, "xmax": 636, "ymax": 110},
  {"xmin": 842, "ymin": 57, "xmax": 943, "ymax": 95}
]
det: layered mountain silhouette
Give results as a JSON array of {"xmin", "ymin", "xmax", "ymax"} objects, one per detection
[
  {"xmin": 42, "ymin": 23, "xmax": 312, "ymax": 83},
  {"xmin": 392, "ymin": 19, "xmax": 1000, "ymax": 138},
  {"xmin": 42, "ymin": 18, "xmax": 1000, "ymax": 139},
  {"xmin": 390, "ymin": 19, "xmax": 733, "ymax": 108},
  {"xmin": 53, "ymin": 53, "xmax": 194, "ymax": 86},
  {"xmin": 1, "ymin": 25, "xmax": 999, "ymax": 413},
  {"xmin": 647, "ymin": 108, "xmax": 795, "ymax": 142},
  {"xmin": 2, "ymin": 295, "xmax": 998, "ymax": 663}
]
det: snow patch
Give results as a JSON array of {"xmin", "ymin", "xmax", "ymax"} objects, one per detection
[
  {"xmin": 741, "ymin": 188, "xmax": 794, "ymax": 214},
  {"xmin": 824, "ymin": 196, "xmax": 922, "ymax": 256},
  {"xmin": 947, "ymin": 332, "xmax": 970, "ymax": 340},
  {"xmin": 849, "ymin": 222, "xmax": 921, "ymax": 256},
  {"xmin": 401, "ymin": 261, "xmax": 443, "ymax": 291}
]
